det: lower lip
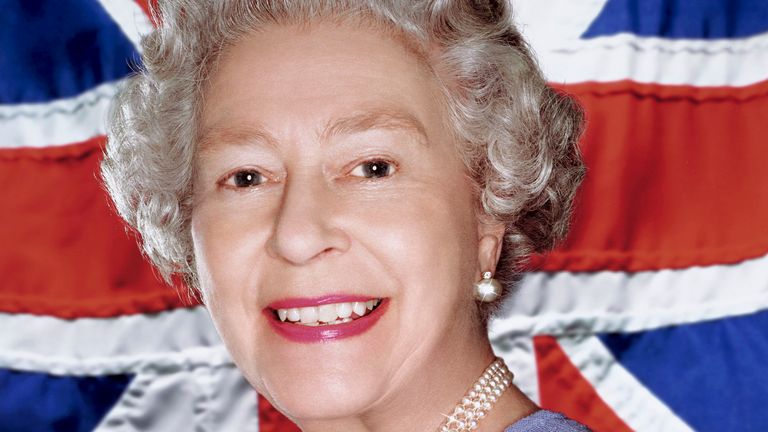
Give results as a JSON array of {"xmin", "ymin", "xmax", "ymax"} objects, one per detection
[{"xmin": 265, "ymin": 300, "xmax": 389, "ymax": 343}]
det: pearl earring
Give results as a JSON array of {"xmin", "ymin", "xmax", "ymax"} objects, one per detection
[{"xmin": 474, "ymin": 271, "xmax": 502, "ymax": 302}]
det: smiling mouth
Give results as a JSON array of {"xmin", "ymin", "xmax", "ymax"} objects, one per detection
[{"xmin": 273, "ymin": 299, "xmax": 383, "ymax": 326}]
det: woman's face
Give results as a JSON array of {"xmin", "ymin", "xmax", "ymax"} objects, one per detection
[{"xmin": 192, "ymin": 22, "xmax": 502, "ymax": 422}]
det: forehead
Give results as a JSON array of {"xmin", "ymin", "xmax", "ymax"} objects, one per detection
[{"xmin": 198, "ymin": 21, "xmax": 448, "ymax": 146}]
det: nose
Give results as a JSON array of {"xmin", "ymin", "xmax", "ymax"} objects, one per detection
[{"xmin": 267, "ymin": 172, "xmax": 351, "ymax": 265}]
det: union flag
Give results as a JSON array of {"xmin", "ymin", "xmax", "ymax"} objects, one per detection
[{"xmin": 1, "ymin": 1, "xmax": 766, "ymax": 430}]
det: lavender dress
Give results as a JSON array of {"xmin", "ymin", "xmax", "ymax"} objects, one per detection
[{"xmin": 504, "ymin": 410, "xmax": 592, "ymax": 432}]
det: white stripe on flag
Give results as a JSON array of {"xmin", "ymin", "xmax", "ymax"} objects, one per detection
[
  {"xmin": 489, "ymin": 253, "xmax": 768, "ymax": 338},
  {"xmin": 512, "ymin": 0, "xmax": 768, "ymax": 86},
  {"xmin": 93, "ymin": 359, "xmax": 259, "ymax": 432},
  {"xmin": 0, "ymin": 306, "xmax": 227, "ymax": 375},
  {"xmin": 557, "ymin": 335, "xmax": 694, "ymax": 432},
  {"xmin": 96, "ymin": 0, "xmax": 154, "ymax": 53},
  {"xmin": 493, "ymin": 337, "xmax": 540, "ymax": 404},
  {"xmin": 538, "ymin": 35, "xmax": 768, "ymax": 86},
  {"xmin": 512, "ymin": 0, "xmax": 608, "ymax": 47},
  {"xmin": 0, "ymin": 81, "xmax": 119, "ymax": 148}
]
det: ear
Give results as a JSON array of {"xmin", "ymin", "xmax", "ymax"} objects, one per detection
[{"xmin": 476, "ymin": 216, "xmax": 506, "ymax": 277}]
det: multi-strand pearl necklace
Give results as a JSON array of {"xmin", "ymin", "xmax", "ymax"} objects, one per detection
[{"xmin": 438, "ymin": 357, "xmax": 514, "ymax": 432}]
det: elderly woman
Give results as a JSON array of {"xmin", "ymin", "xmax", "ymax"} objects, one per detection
[{"xmin": 102, "ymin": 0, "xmax": 588, "ymax": 431}]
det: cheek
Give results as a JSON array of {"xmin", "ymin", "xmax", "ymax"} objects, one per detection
[
  {"xmin": 343, "ymin": 182, "xmax": 482, "ymax": 386},
  {"xmin": 352, "ymin": 182, "xmax": 480, "ymax": 309},
  {"xmin": 190, "ymin": 198, "xmax": 276, "ymax": 369},
  {"xmin": 191, "ymin": 193, "xmax": 275, "ymax": 292}
]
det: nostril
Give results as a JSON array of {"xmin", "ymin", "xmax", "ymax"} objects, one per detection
[{"xmin": 268, "ymin": 221, "xmax": 350, "ymax": 265}]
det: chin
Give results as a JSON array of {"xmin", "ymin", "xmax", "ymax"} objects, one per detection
[
  {"xmin": 230, "ymin": 305, "xmax": 399, "ymax": 423},
  {"xmin": 249, "ymin": 346, "xmax": 389, "ymax": 422}
]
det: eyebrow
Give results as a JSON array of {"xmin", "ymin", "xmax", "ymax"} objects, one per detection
[
  {"xmin": 197, "ymin": 108, "xmax": 430, "ymax": 154},
  {"xmin": 197, "ymin": 124, "xmax": 278, "ymax": 155},
  {"xmin": 321, "ymin": 108, "xmax": 429, "ymax": 146}
]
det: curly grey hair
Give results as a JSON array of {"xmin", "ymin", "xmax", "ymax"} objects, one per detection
[{"xmin": 101, "ymin": 0, "xmax": 585, "ymax": 317}]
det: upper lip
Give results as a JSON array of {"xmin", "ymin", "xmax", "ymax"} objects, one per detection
[{"xmin": 266, "ymin": 294, "xmax": 382, "ymax": 310}]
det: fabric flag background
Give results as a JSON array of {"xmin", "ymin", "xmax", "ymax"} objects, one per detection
[{"xmin": 0, "ymin": 0, "xmax": 766, "ymax": 431}]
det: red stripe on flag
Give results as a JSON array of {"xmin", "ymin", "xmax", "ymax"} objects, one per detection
[
  {"xmin": 534, "ymin": 336, "xmax": 633, "ymax": 432},
  {"xmin": 133, "ymin": 0, "xmax": 152, "ymax": 19},
  {"xmin": 0, "ymin": 137, "xmax": 197, "ymax": 318},
  {"xmin": 531, "ymin": 79, "xmax": 768, "ymax": 272},
  {"xmin": 258, "ymin": 395, "xmax": 300, "ymax": 432},
  {"xmin": 133, "ymin": 0, "xmax": 158, "ymax": 26}
]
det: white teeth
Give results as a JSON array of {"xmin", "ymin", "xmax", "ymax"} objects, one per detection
[
  {"xmin": 299, "ymin": 306, "xmax": 318, "ymax": 324},
  {"xmin": 276, "ymin": 299, "xmax": 382, "ymax": 326},
  {"xmin": 337, "ymin": 302, "xmax": 353, "ymax": 319},
  {"xmin": 287, "ymin": 308, "xmax": 301, "ymax": 322},
  {"xmin": 317, "ymin": 304, "xmax": 337, "ymax": 323},
  {"xmin": 352, "ymin": 301, "xmax": 367, "ymax": 316}
]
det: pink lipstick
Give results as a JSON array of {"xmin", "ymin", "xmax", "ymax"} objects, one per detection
[{"xmin": 264, "ymin": 296, "xmax": 389, "ymax": 343}]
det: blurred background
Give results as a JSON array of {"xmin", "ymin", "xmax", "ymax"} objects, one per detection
[{"xmin": 0, "ymin": 0, "xmax": 766, "ymax": 431}]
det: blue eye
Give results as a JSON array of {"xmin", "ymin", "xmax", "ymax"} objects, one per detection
[
  {"xmin": 228, "ymin": 170, "xmax": 264, "ymax": 188},
  {"xmin": 351, "ymin": 159, "xmax": 396, "ymax": 179}
]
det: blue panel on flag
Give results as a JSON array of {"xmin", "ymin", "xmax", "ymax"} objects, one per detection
[
  {"xmin": 582, "ymin": 0, "xmax": 768, "ymax": 39},
  {"xmin": 0, "ymin": 369, "xmax": 133, "ymax": 432},
  {"xmin": 0, "ymin": 0, "xmax": 140, "ymax": 104},
  {"xmin": 599, "ymin": 310, "xmax": 768, "ymax": 431}
]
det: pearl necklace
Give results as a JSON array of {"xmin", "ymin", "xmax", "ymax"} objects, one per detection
[{"xmin": 438, "ymin": 357, "xmax": 514, "ymax": 432}]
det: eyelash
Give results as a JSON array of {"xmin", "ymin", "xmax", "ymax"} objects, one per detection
[
  {"xmin": 349, "ymin": 158, "xmax": 398, "ymax": 179},
  {"xmin": 220, "ymin": 169, "xmax": 265, "ymax": 189},
  {"xmin": 219, "ymin": 158, "xmax": 398, "ymax": 189}
]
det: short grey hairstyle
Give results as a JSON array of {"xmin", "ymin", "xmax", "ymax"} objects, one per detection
[{"xmin": 101, "ymin": 0, "xmax": 585, "ymax": 317}]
